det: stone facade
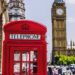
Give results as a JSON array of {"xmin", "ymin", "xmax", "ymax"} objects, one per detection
[
  {"xmin": 0, "ymin": 0, "xmax": 9, "ymax": 71},
  {"xmin": 52, "ymin": 0, "xmax": 67, "ymax": 57}
]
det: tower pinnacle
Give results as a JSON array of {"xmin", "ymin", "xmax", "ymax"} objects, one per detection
[{"xmin": 55, "ymin": 0, "xmax": 63, "ymax": 3}]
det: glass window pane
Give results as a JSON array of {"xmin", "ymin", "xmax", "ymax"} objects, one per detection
[
  {"xmin": 14, "ymin": 51, "xmax": 20, "ymax": 61},
  {"xmin": 22, "ymin": 53, "xmax": 26, "ymax": 61},
  {"xmin": 14, "ymin": 63, "xmax": 20, "ymax": 73},
  {"xmin": 30, "ymin": 62, "xmax": 37, "ymax": 74},
  {"xmin": 33, "ymin": 62, "xmax": 37, "ymax": 73},
  {"xmin": 30, "ymin": 63, "xmax": 33, "ymax": 74},
  {"xmin": 30, "ymin": 51, "xmax": 34, "ymax": 61},
  {"xmin": 30, "ymin": 51, "xmax": 37, "ymax": 61},
  {"xmin": 33, "ymin": 51, "xmax": 37, "ymax": 61},
  {"xmin": 22, "ymin": 63, "xmax": 29, "ymax": 74},
  {"xmin": 22, "ymin": 52, "xmax": 29, "ymax": 61}
]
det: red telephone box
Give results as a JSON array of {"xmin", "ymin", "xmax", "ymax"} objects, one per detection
[{"xmin": 2, "ymin": 20, "xmax": 47, "ymax": 75}]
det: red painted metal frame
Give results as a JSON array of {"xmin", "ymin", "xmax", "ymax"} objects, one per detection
[{"xmin": 2, "ymin": 20, "xmax": 47, "ymax": 75}]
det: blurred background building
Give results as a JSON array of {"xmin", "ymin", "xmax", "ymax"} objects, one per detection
[
  {"xmin": 0, "ymin": 0, "xmax": 9, "ymax": 71},
  {"xmin": 8, "ymin": 0, "xmax": 25, "ymax": 21}
]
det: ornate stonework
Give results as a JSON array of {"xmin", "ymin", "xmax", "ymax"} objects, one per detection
[
  {"xmin": 8, "ymin": 0, "xmax": 25, "ymax": 21},
  {"xmin": 0, "ymin": 0, "xmax": 9, "ymax": 71}
]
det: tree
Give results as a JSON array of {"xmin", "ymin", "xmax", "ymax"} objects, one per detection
[{"xmin": 55, "ymin": 55, "xmax": 75, "ymax": 65}]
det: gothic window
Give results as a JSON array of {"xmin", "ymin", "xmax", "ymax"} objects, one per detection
[
  {"xmin": 59, "ymin": 32, "xmax": 61, "ymax": 38},
  {"xmin": 9, "ymin": 9, "xmax": 17, "ymax": 14},
  {"xmin": 9, "ymin": 2, "xmax": 14, "ymax": 8},
  {"xmin": 54, "ymin": 40, "xmax": 58, "ymax": 47},
  {"xmin": 59, "ymin": 21, "xmax": 61, "ymax": 29},
  {"xmin": 10, "ymin": 17, "xmax": 21, "ymax": 21},
  {"xmin": 57, "ymin": 41, "xmax": 62, "ymax": 47},
  {"xmin": 54, "ymin": 20, "xmax": 57, "ymax": 28},
  {"xmin": 19, "ymin": 3, "xmax": 24, "ymax": 8}
]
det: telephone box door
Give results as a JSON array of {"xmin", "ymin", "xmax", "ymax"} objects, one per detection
[{"xmin": 10, "ymin": 47, "xmax": 38, "ymax": 75}]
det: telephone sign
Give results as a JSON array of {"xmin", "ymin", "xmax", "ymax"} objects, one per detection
[{"xmin": 10, "ymin": 34, "xmax": 41, "ymax": 40}]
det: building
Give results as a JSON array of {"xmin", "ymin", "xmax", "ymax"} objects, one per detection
[
  {"xmin": 51, "ymin": 0, "xmax": 67, "ymax": 60},
  {"xmin": 51, "ymin": 0, "xmax": 75, "ymax": 63},
  {"xmin": 8, "ymin": 0, "xmax": 25, "ymax": 21},
  {"xmin": 0, "ymin": 0, "xmax": 9, "ymax": 71},
  {"xmin": 66, "ymin": 41, "xmax": 75, "ymax": 56},
  {"xmin": 0, "ymin": 0, "xmax": 9, "ymax": 24}
]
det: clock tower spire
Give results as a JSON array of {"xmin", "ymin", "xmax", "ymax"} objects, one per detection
[
  {"xmin": 54, "ymin": 0, "xmax": 63, "ymax": 3},
  {"xmin": 51, "ymin": 0, "xmax": 67, "ymax": 63}
]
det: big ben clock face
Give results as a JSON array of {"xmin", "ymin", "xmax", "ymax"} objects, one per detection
[{"xmin": 56, "ymin": 8, "xmax": 64, "ymax": 15}]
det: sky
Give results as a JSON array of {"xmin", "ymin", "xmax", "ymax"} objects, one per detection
[{"xmin": 24, "ymin": 0, "xmax": 75, "ymax": 61}]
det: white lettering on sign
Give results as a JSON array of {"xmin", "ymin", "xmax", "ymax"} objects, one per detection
[{"xmin": 10, "ymin": 34, "xmax": 41, "ymax": 40}]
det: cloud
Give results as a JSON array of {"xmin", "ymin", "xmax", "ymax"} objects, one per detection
[{"xmin": 65, "ymin": 0, "xmax": 75, "ymax": 4}]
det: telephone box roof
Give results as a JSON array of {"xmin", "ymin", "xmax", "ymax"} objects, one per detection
[{"xmin": 4, "ymin": 20, "xmax": 47, "ymax": 33}]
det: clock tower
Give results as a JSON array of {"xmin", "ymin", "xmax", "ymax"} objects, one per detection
[{"xmin": 51, "ymin": 0, "xmax": 67, "ymax": 62}]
